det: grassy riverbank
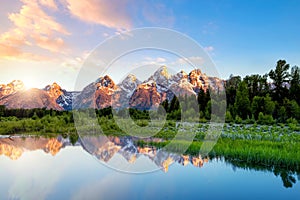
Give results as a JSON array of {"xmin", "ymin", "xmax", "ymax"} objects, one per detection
[{"xmin": 1, "ymin": 114, "xmax": 300, "ymax": 171}]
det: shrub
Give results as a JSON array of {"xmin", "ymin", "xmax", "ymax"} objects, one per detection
[{"xmin": 235, "ymin": 115, "xmax": 243, "ymax": 124}]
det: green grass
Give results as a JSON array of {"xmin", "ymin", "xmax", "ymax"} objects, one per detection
[
  {"xmin": 0, "ymin": 115, "xmax": 76, "ymax": 136},
  {"xmin": 136, "ymin": 137, "xmax": 300, "ymax": 172}
]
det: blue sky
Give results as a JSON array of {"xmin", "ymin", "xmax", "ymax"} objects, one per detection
[{"xmin": 0, "ymin": 0, "xmax": 299, "ymax": 90}]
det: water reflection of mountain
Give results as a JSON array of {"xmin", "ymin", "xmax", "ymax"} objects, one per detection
[
  {"xmin": 0, "ymin": 135, "xmax": 208, "ymax": 172},
  {"xmin": 79, "ymin": 135, "xmax": 209, "ymax": 172},
  {"xmin": 0, "ymin": 136, "xmax": 71, "ymax": 160},
  {"xmin": 0, "ymin": 135, "xmax": 299, "ymax": 188}
]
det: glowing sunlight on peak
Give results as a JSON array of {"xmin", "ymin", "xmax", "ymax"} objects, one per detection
[{"xmin": 23, "ymin": 78, "xmax": 38, "ymax": 90}]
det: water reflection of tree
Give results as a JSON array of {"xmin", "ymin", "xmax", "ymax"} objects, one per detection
[
  {"xmin": 227, "ymin": 158, "xmax": 299, "ymax": 188},
  {"xmin": 274, "ymin": 169, "xmax": 297, "ymax": 188}
]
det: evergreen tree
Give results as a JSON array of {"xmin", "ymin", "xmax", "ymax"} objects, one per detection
[
  {"xmin": 225, "ymin": 75, "xmax": 241, "ymax": 107},
  {"xmin": 264, "ymin": 94, "xmax": 275, "ymax": 115},
  {"xmin": 234, "ymin": 81, "xmax": 251, "ymax": 119},
  {"xmin": 197, "ymin": 88, "xmax": 206, "ymax": 112},
  {"xmin": 0, "ymin": 105, "xmax": 5, "ymax": 117},
  {"xmin": 269, "ymin": 60, "xmax": 290, "ymax": 103},
  {"xmin": 289, "ymin": 66, "xmax": 300, "ymax": 105},
  {"xmin": 161, "ymin": 99, "xmax": 169, "ymax": 113},
  {"xmin": 169, "ymin": 95, "xmax": 180, "ymax": 112},
  {"xmin": 244, "ymin": 74, "xmax": 269, "ymax": 101}
]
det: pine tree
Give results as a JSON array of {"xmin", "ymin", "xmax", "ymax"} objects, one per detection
[
  {"xmin": 269, "ymin": 60, "xmax": 290, "ymax": 103},
  {"xmin": 289, "ymin": 66, "xmax": 300, "ymax": 105},
  {"xmin": 234, "ymin": 81, "xmax": 251, "ymax": 119}
]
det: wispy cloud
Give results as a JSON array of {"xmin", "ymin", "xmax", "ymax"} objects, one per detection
[
  {"xmin": 64, "ymin": 0, "xmax": 132, "ymax": 30},
  {"xmin": 141, "ymin": 56, "xmax": 167, "ymax": 65},
  {"xmin": 0, "ymin": 43, "xmax": 21, "ymax": 58},
  {"xmin": 8, "ymin": 0, "xmax": 69, "ymax": 35},
  {"xmin": 61, "ymin": 56, "xmax": 84, "ymax": 71},
  {"xmin": 204, "ymin": 46, "xmax": 214, "ymax": 52},
  {"xmin": 39, "ymin": 0, "xmax": 58, "ymax": 10},
  {"xmin": 35, "ymin": 35, "xmax": 66, "ymax": 52},
  {"xmin": 0, "ymin": 28, "xmax": 29, "ymax": 46},
  {"xmin": 63, "ymin": 0, "xmax": 175, "ymax": 30},
  {"xmin": 177, "ymin": 56, "xmax": 205, "ymax": 66},
  {"xmin": 0, "ymin": 0, "xmax": 176, "ymax": 62},
  {"xmin": 0, "ymin": 43, "xmax": 51, "ymax": 61}
]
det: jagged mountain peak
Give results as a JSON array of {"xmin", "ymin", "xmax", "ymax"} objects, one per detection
[
  {"xmin": 44, "ymin": 82, "xmax": 62, "ymax": 90},
  {"xmin": 179, "ymin": 70, "xmax": 188, "ymax": 75},
  {"xmin": 43, "ymin": 82, "xmax": 75, "ymax": 111},
  {"xmin": 118, "ymin": 74, "xmax": 141, "ymax": 93},
  {"xmin": 145, "ymin": 66, "xmax": 171, "ymax": 95},
  {"xmin": 124, "ymin": 74, "xmax": 137, "ymax": 82},
  {"xmin": 189, "ymin": 68, "xmax": 203, "ymax": 75},
  {"xmin": 95, "ymin": 75, "xmax": 116, "ymax": 89},
  {"xmin": 96, "ymin": 75, "xmax": 113, "ymax": 82},
  {"xmin": 188, "ymin": 68, "xmax": 210, "ymax": 92},
  {"xmin": 0, "ymin": 80, "xmax": 25, "ymax": 98},
  {"xmin": 120, "ymin": 74, "xmax": 141, "ymax": 86},
  {"xmin": 140, "ymin": 80, "xmax": 157, "ymax": 88},
  {"xmin": 8, "ymin": 80, "xmax": 25, "ymax": 89},
  {"xmin": 44, "ymin": 82, "xmax": 63, "ymax": 99},
  {"xmin": 51, "ymin": 82, "xmax": 61, "ymax": 88},
  {"xmin": 153, "ymin": 65, "xmax": 170, "ymax": 80},
  {"xmin": 129, "ymin": 79, "xmax": 161, "ymax": 109},
  {"xmin": 170, "ymin": 70, "xmax": 189, "ymax": 82}
]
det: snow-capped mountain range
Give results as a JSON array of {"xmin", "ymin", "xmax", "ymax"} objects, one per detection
[{"xmin": 0, "ymin": 66, "xmax": 224, "ymax": 110}]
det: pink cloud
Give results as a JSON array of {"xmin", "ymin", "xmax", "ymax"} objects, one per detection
[
  {"xmin": 0, "ymin": 0, "xmax": 69, "ymax": 60},
  {"xmin": 0, "ymin": 44, "xmax": 21, "ymax": 58},
  {"xmin": 39, "ymin": 0, "xmax": 58, "ymax": 10},
  {"xmin": 65, "ymin": 0, "xmax": 132, "ymax": 30},
  {"xmin": 0, "ymin": 29, "xmax": 29, "ymax": 46},
  {"xmin": 0, "ymin": 43, "xmax": 50, "ymax": 61},
  {"xmin": 8, "ymin": 1, "xmax": 69, "ymax": 36},
  {"xmin": 35, "ymin": 35, "xmax": 66, "ymax": 52}
]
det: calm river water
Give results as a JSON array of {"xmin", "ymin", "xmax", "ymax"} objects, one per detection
[{"xmin": 0, "ymin": 135, "xmax": 299, "ymax": 200}]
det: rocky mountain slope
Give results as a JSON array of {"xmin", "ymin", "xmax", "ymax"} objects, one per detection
[
  {"xmin": 73, "ymin": 75, "xmax": 117, "ymax": 109},
  {"xmin": 0, "ymin": 88, "xmax": 63, "ymax": 110},
  {"xmin": 44, "ymin": 82, "xmax": 79, "ymax": 110},
  {"xmin": 0, "ymin": 81, "xmax": 78, "ymax": 110}
]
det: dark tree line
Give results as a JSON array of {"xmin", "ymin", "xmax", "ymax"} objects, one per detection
[
  {"xmin": 0, "ymin": 106, "xmax": 74, "ymax": 124},
  {"xmin": 225, "ymin": 60, "xmax": 300, "ymax": 123}
]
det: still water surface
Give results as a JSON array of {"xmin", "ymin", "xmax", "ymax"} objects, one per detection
[{"xmin": 0, "ymin": 136, "xmax": 299, "ymax": 200}]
